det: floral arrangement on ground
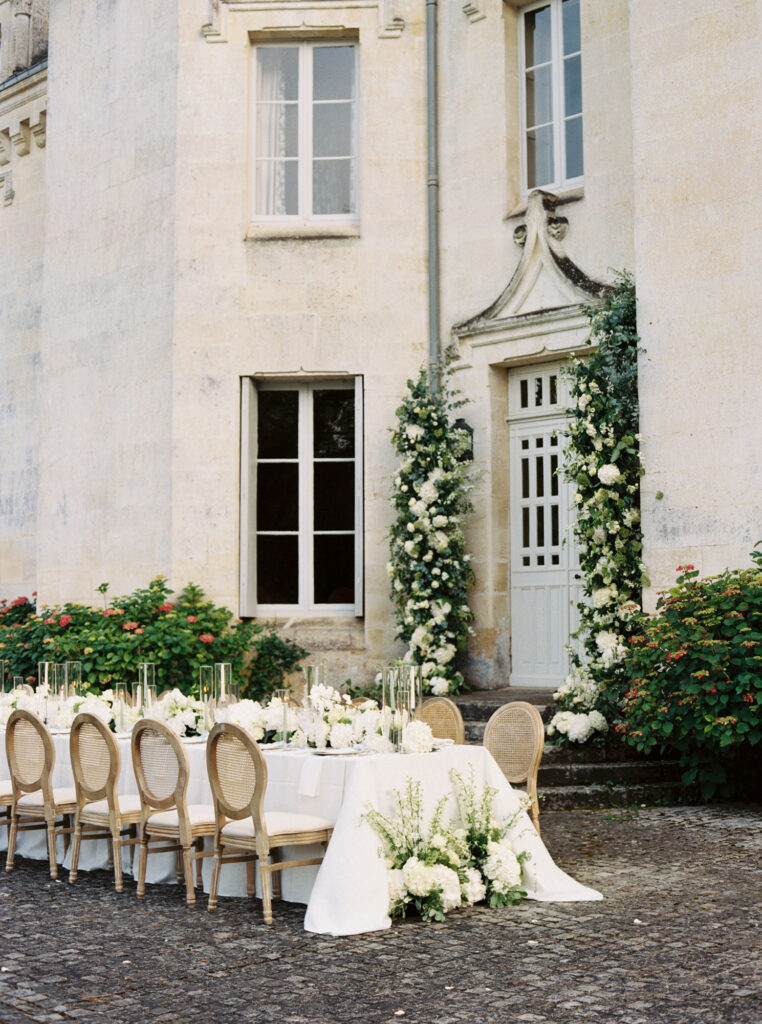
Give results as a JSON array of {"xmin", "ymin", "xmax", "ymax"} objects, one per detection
[
  {"xmin": 364, "ymin": 769, "xmax": 531, "ymax": 922},
  {"xmin": 388, "ymin": 367, "xmax": 475, "ymax": 697}
]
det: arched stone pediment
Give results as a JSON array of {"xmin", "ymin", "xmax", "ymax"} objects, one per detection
[{"xmin": 453, "ymin": 190, "xmax": 608, "ymax": 353}]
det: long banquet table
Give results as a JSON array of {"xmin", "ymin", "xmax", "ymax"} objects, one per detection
[{"xmin": 1, "ymin": 732, "xmax": 602, "ymax": 935}]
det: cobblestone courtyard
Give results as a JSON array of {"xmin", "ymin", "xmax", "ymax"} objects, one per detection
[{"xmin": 0, "ymin": 805, "xmax": 760, "ymax": 1024}]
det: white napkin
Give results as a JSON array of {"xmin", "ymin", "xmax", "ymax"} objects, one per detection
[{"xmin": 298, "ymin": 756, "xmax": 324, "ymax": 798}]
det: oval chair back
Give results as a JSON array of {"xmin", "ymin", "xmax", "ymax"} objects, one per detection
[
  {"xmin": 418, "ymin": 696, "xmax": 465, "ymax": 744},
  {"xmin": 6, "ymin": 709, "xmax": 55, "ymax": 800},
  {"xmin": 70, "ymin": 712, "xmax": 121, "ymax": 809},
  {"xmin": 206, "ymin": 722, "xmax": 267, "ymax": 838},
  {"xmin": 483, "ymin": 701, "xmax": 544, "ymax": 833},
  {"xmin": 131, "ymin": 718, "xmax": 189, "ymax": 814}
]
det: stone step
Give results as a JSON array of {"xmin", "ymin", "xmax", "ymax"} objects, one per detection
[
  {"xmin": 453, "ymin": 687, "xmax": 556, "ymax": 723},
  {"xmin": 538, "ymin": 759, "xmax": 682, "ymax": 787},
  {"xmin": 540, "ymin": 780, "xmax": 690, "ymax": 810}
]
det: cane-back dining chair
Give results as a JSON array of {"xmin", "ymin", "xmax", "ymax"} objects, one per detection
[
  {"xmin": 0, "ymin": 777, "xmax": 12, "ymax": 845},
  {"xmin": 69, "ymin": 713, "xmax": 142, "ymax": 892},
  {"xmin": 131, "ymin": 718, "xmax": 216, "ymax": 907},
  {"xmin": 418, "ymin": 696, "xmax": 466, "ymax": 744},
  {"xmin": 5, "ymin": 709, "xmax": 77, "ymax": 878},
  {"xmin": 483, "ymin": 701, "xmax": 544, "ymax": 834},
  {"xmin": 206, "ymin": 722, "xmax": 334, "ymax": 923}
]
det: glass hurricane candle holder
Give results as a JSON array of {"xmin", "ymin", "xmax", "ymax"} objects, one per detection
[
  {"xmin": 304, "ymin": 663, "xmax": 326, "ymax": 697},
  {"xmin": 65, "ymin": 661, "xmax": 82, "ymax": 699},
  {"xmin": 214, "ymin": 663, "xmax": 233, "ymax": 707},
  {"xmin": 38, "ymin": 661, "xmax": 54, "ymax": 694}
]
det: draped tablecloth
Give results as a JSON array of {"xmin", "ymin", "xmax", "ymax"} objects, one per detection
[{"xmin": 1, "ymin": 733, "xmax": 602, "ymax": 935}]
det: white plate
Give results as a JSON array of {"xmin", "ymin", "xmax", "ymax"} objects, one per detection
[
  {"xmin": 49, "ymin": 729, "xmax": 71, "ymax": 736},
  {"xmin": 311, "ymin": 747, "xmax": 360, "ymax": 757},
  {"xmin": 182, "ymin": 736, "xmax": 207, "ymax": 745},
  {"xmin": 113, "ymin": 732, "xmax": 133, "ymax": 739},
  {"xmin": 432, "ymin": 738, "xmax": 454, "ymax": 750}
]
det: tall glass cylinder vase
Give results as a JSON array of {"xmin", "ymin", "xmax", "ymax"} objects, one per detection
[
  {"xmin": 399, "ymin": 664, "xmax": 423, "ymax": 719},
  {"xmin": 382, "ymin": 665, "xmax": 403, "ymax": 750},
  {"xmin": 114, "ymin": 686, "xmax": 129, "ymax": 733},
  {"xmin": 1, "ymin": 661, "xmax": 10, "ymax": 693},
  {"xmin": 38, "ymin": 661, "xmax": 54, "ymax": 694},
  {"xmin": 274, "ymin": 687, "xmax": 290, "ymax": 744},
  {"xmin": 198, "ymin": 665, "xmax": 214, "ymax": 732},
  {"xmin": 65, "ymin": 661, "xmax": 82, "ymax": 700},
  {"xmin": 214, "ymin": 663, "xmax": 233, "ymax": 707},
  {"xmin": 304, "ymin": 663, "xmax": 326, "ymax": 702},
  {"xmin": 136, "ymin": 663, "xmax": 156, "ymax": 708}
]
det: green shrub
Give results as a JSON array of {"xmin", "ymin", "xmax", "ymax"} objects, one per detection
[
  {"xmin": 0, "ymin": 577, "xmax": 306, "ymax": 701},
  {"xmin": 619, "ymin": 547, "xmax": 762, "ymax": 798}
]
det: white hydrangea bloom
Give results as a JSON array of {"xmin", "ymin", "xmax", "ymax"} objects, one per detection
[
  {"xmin": 402, "ymin": 857, "xmax": 437, "ymax": 897},
  {"xmin": 419, "ymin": 480, "xmax": 439, "ymax": 505},
  {"xmin": 404, "ymin": 423, "xmax": 425, "ymax": 441},
  {"xmin": 483, "ymin": 838, "xmax": 522, "ymax": 893},
  {"xmin": 592, "ymin": 587, "xmax": 614, "ymax": 608},
  {"xmin": 597, "ymin": 463, "xmax": 620, "ymax": 486},
  {"xmin": 329, "ymin": 721, "xmax": 354, "ymax": 750},
  {"xmin": 566, "ymin": 712, "xmax": 594, "ymax": 744},
  {"xmin": 461, "ymin": 867, "xmax": 487, "ymax": 906},
  {"xmin": 431, "ymin": 864, "xmax": 462, "ymax": 911},
  {"xmin": 402, "ymin": 720, "xmax": 434, "ymax": 753},
  {"xmin": 388, "ymin": 868, "xmax": 407, "ymax": 908},
  {"xmin": 429, "ymin": 676, "xmax": 450, "ymax": 696},
  {"xmin": 588, "ymin": 710, "xmax": 608, "ymax": 733}
]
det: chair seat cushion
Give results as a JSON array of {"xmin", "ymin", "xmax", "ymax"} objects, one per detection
[
  {"xmin": 82, "ymin": 793, "xmax": 142, "ymax": 817},
  {"xmin": 222, "ymin": 811, "xmax": 333, "ymax": 840},
  {"xmin": 17, "ymin": 786, "xmax": 77, "ymax": 810},
  {"xmin": 146, "ymin": 804, "xmax": 216, "ymax": 830},
  {"xmin": 0, "ymin": 781, "xmax": 12, "ymax": 805}
]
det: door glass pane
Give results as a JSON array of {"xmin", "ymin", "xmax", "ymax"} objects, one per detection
[
  {"xmin": 314, "ymin": 535, "xmax": 354, "ymax": 603},
  {"xmin": 255, "ymin": 160, "xmax": 298, "ymax": 216},
  {"xmin": 562, "ymin": 0, "xmax": 581, "ymax": 55},
  {"xmin": 551, "ymin": 504, "xmax": 559, "ymax": 546},
  {"xmin": 313, "ymin": 46, "xmax": 355, "ymax": 101},
  {"xmin": 257, "ymin": 536, "xmax": 298, "ymax": 604},
  {"xmin": 565, "ymin": 115, "xmax": 584, "ymax": 179},
  {"xmin": 564, "ymin": 54, "xmax": 582, "ymax": 117},
  {"xmin": 313, "ymin": 102, "xmax": 353, "ymax": 158},
  {"xmin": 257, "ymin": 102, "xmax": 298, "ymax": 159},
  {"xmin": 550, "ymin": 453, "xmax": 559, "ymax": 496},
  {"xmin": 257, "ymin": 48, "xmax": 298, "ymax": 102},
  {"xmin": 522, "ymin": 507, "xmax": 530, "ymax": 548},
  {"xmin": 526, "ymin": 125, "xmax": 554, "ymax": 189},
  {"xmin": 257, "ymin": 463, "xmax": 298, "ymax": 531},
  {"xmin": 258, "ymin": 391, "xmax": 298, "ymax": 458},
  {"xmin": 313, "ymin": 389, "xmax": 355, "ymax": 456},
  {"xmin": 314, "ymin": 463, "xmax": 355, "ymax": 530},
  {"xmin": 536, "ymin": 506, "xmax": 545, "ymax": 547},
  {"xmin": 526, "ymin": 65, "xmax": 553, "ymax": 128},
  {"xmin": 313, "ymin": 158, "xmax": 354, "ymax": 215},
  {"xmin": 521, "ymin": 458, "xmax": 530, "ymax": 499},
  {"xmin": 525, "ymin": 5, "xmax": 552, "ymax": 66},
  {"xmin": 536, "ymin": 457, "xmax": 544, "ymax": 498}
]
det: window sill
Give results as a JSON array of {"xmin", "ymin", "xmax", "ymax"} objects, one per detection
[
  {"xmin": 505, "ymin": 185, "xmax": 584, "ymax": 221},
  {"xmin": 245, "ymin": 223, "xmax": 361, "ymax": 241}
]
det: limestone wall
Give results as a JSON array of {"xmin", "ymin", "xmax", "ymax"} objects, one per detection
[
  {"xmin": 0, "ymin": 66, "xmax": 46, "ymax": 600},
  {"xmin": 630, "ymin": 0, "xmax": 762, "ymax": 600},
  {"xmin": 35, "ymin": 0, "xmax": 179, "ymax": 605}
]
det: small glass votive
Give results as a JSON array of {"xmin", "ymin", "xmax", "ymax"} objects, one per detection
[
  {"xmin": 114, "ymin": 686, "xmax": 130, "ymax": 733},
  {"xmin": 274, "ymin": 687, "xmax": 290, "ymax": 744}
]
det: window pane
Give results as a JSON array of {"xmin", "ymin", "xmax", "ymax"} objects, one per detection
[
  {"xmin": 257, "ymin": 102, "xmax": 298, "ymax": 159},
  {"xmin": 525, "ymin": 6, "xmax": 552, "ymax": 66},
  {"xmin": 257, "ymin": 48, "xmax": 298, "ymax": 102},
  {"xmin": 313, "ymin": 158, "xmax": 354, "ymax": 215},
  {"xmin": 258, "ymin": 390, "xmax": 298, "ymax": 459},
  {"xmin": 526, "ymin": 125, "xmax": 554, "ymax": 188},
  {"xmin": 255, "ymin": 159, "xmax": 298, "ymax": 216},
  {"xmin": 564, "ymin": 54, "xmax": 582, "ymax": 117},
  {"xmin": 536, "ymin": 506, "xmax": 545, "ymax": 548},
  {"xmin": 313, "ymin": 46, "xmax": 355, "ymax": 101},
  {"xmin": 522, "ymin": 507, "xmax": 530, "ymax": 548},
  {"xmin": 562, "ymin": 0, "xmax": 581, "ymax": 55},
  {"xmin": 520, "ymin": 379, "xmax": 529, "ymax": 408},
  {"xmin": 526, "ymin": 65, "xmax": 553, "ymax": 128},
  {"xmin": 257, "ymin": 463, "xmax": 298, "ymax": 531},
  {"xmin": 314, "ymin": 463, "xmax": 355, "ymax": 530},
  {"xmin": 313, "ymin": 102, "xmax": 354, "ymax": 158},
  {"xmin": 257, "ymin": 536, "xmax": 298, "ymax": 604},
  {"xmin": 536, "ymin": 457, "xmax": 544, "ymax": 498},
  {"xmin": 313, "ymin": 389, "xmax": 355, "ymax": 457},
  {"xmin": 549, "ymin": 375, "xmax": 558, "ymax": 404},
  {"xmin": 314, "ymin": 535, "xmax": 354, "ymax": 604},
  {"xmin": 565, "ymin": 115, "xmax": 584, "ymax": 179},
  {"xmin": 551, "ymin": 504, "xmax": 559, "ymax": 546},
  {"xmin": 550, "ymin": 453, "xmax": 559, "ymax": 496},
  {"xmin": 534, "ymin": 377, "xmax": 543, "ymax": 406}
]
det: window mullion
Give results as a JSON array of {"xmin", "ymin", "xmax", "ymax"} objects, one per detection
[
  {"xmin": 300, "ymin": 385, "xmax": 314, "ymax": 608},
  {"xmin": 552, "ymin": 1, "xmax": 563, "ymax": 188},
  {"xmin": 303, "ymin": 44, "xmax": 313, "ymax": 220}
]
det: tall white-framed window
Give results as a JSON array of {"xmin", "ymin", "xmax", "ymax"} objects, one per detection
[
  {"xmin": 519, "ymin": 0, "xmax": 583, "ymax": 192},
  {"xmin": 240, "ymin": 378, "xmax": 364, "ymax": 617},
  {"xmin": 250, "ymin": 41, "xmax": 358, "ymax": 223}
]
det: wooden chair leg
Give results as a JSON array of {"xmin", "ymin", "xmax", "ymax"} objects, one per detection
[
  {"xmin": 245, "ymin": 854, "xmax": 256, "ymax": 899},
  {"xmin": 46, "ymin": 818, "xmax": 58, "ymax": 880},
  {"xmin": 62, "ymin": 814, "xmax": 71, "ymax": 857},
  {"xmin": 137, "ymin": 837, "xmax": 148, "ymax": 899},
  {"xmin": 6, "ymin": 811, "xmax": 18, "ymax": 873},
  {"xmin": 129, "ymin": 823, "xmax": 137, "ymax": 870},
  {"xmin": 69, "ymin": 816, "xmax": 83, "ymax": 884},
  {"xmin": 175, "ymin": 847, "xmax": 184, "ymax": 884},
  {"xmin": 182, "ymin": 844, "xmax": 196, "ymax": 907},
  {"xmin": 271, "ymin": 848, "xmax": 283, "ymax": 901},
  {"xmin": 260, "ymin": 861, "xmax": 273, "ymax": 925},
  {"xmin": 112, "ymin": 830, "xmax": 124, "ymax": 893},
  {"xmin": 195, "ymin": 837, "xmax": 204, "ymax": 888},
  {"xmin": 208, "ymin": 845, "xmax": 222, "ymax": 913}
]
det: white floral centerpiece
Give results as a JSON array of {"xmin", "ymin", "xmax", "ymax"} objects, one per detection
[{"xmin": 149, "ymin": 688, "xmax": 205, "ymax": 737}]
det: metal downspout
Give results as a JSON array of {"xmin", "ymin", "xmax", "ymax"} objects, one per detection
[{"xmin": 426, "ymin": 0, "xmax": 441, "ymax": 391}]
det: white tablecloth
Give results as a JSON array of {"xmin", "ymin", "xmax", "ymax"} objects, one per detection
[{"xmin": 1, "ymin": 734, "xmax": 602, "ymax": 935}]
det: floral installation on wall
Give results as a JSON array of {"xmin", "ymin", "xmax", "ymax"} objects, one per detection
[
  {"xmin": 388, "ymin": 368, "xmax": 475, "ymax": 695},
  {"xmin": 363, "ymin": 769, "xmax": 530, "ymax": 923},
  {"xmin": 547, "ymin": 273, "xmax": 648, "ymax": 744}
]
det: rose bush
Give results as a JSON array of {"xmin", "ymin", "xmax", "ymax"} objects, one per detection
[
  {"xmin": 618, "ymin": 549, "xmax": 762, "ymax": 798},
  {"xmin": 0, "ymin": 577, "xmax": 305, "ymax": 701}
]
